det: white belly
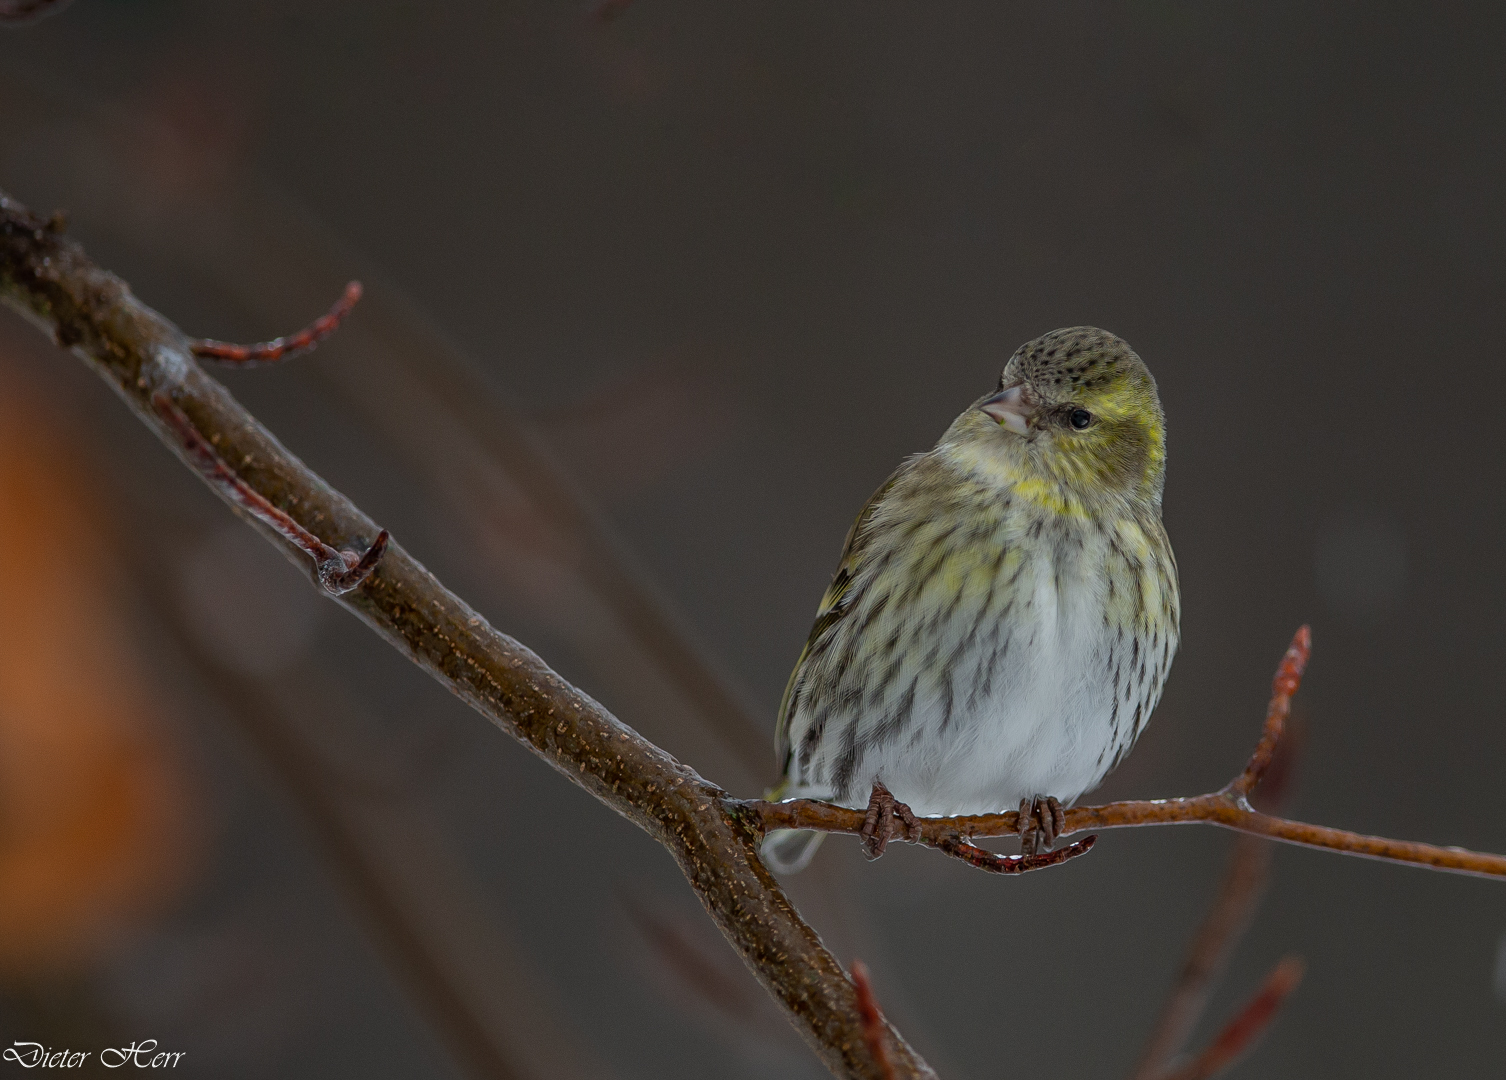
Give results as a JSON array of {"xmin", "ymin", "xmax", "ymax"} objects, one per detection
[
  {"xmin": 780, "ymin": 488, "xmax": 1177, "ymax": 818},
  {"xmin": 843, "ymin": 563, "xmax": 1120, "ymax": 816}
]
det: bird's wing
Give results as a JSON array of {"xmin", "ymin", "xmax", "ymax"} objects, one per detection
[{"xmin": 773, "ymin": 458, "xmax": 916, "ymax": 774}]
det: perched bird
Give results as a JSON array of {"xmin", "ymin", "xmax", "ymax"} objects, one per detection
[{"xmin": 763, "ymin": 327, "xmax": 1179, "ymax": 873}]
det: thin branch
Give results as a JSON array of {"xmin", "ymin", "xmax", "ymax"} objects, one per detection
[
  {"xmin": 860, "ymin": 779, "xmax": 1094, "ymax": 872},
  {"xmin": 1131, "ymin": 692, "xmax": 1302, "ymax": 1080},
  {"xmin": 191, "ymin": 281, "xmax": 363, "ymax": 366},
  {"xmin": 1227, "ymin": 625, "xmax": 1308, "ymax": 800},
  {"xmin": 150, "ymin": 389, "xmax": 388, "ymax": 595},
  {"xmin": 931, "ymin": 830, "xmax": 1096, "ymax": 874},
  {"xmin": 849, "ymin": 962, "xmax": 897, "ymax": 1080},
  {"xmin": 153, "ymin": 605, "xmax": 534, "ymax": 1080},
  {"xmin": 114, "ymin": 509, "xmax": 604, "ymax": 1080},
  {"xmin": 295, "ymin": 272, "xmax": 773, "ymax": 775},
  {"xmin": 0, "ymin": 189, "xmax": 934, "ymax": 1080},
  {"xmin": 5, "ymin": 183, "xmax": 1500, "ymax": 1078},
  {"xmin": 1130, "ymin": 836, "xmax": 1272, "ymax": 1080},
  {"xmin": 1156, "ymin": 956, "xmax": 1306, "ymax": 1080},
  {"xmin": 749, "ymin": 626, "xmax": 1506, "ymax": 880}
]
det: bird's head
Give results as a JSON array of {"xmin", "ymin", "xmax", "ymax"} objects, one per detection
[{"xmin": 958, "ymin": 327, "xmax": 1166, "ymax": 509}]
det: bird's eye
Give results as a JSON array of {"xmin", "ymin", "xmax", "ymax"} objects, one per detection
[{"xmin": 1069, "ymin": 408, "xmax": 1093, "ymax": 430}]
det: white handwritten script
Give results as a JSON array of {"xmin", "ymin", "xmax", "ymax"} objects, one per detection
[{"xmin": 4, "ymin": 1042, "xmax": 185, "ymax": 1069}]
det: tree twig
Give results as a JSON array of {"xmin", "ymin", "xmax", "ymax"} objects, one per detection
[
  {"xmin": 1131, "ymin": 689, "xmax": 1302, "ymax": 1080},
  {"xmin": 6, "ymin": 184, "xmax": 1503, "ymax": 1077},
  {"xmin": 154, "ymin": 607, "xmax": 536, "ymax": 1080},
  {"xmin": 118, "ymin": 518, "xmax": 604, "ymax": 1080},
  {"xmin": 849, "ymin": 962, "xmax": 897, "ymax": 1080},
  {"xmin": 150, "ymin": 389, "xmax": 389, "ymax": 595},
  {"xmin": 0, "ymin": 189, "xmax": 931, "ymax": 1080},
  {"xmin": 1130, "ymin": 836, "xmax": 1273, "ymax": 1080},
  {"xmin": 1156, "ymin": 956, "xmax": 1306, "ymax": 1080},
  {"xmin": 749, "ymin": 626, "xmax": 1506, "ymax": 880},
  {"xmin": 191, "ymin": 280, "xmax": 363, "ymax": 366}
]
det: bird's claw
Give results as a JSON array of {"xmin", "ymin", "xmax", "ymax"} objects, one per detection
[
  {"xmin": 861, "ymin": 780, "xmax": 922, "ymax": 860},
  {"xmin": 1018, "ymin": 795, "xmax": 1065, "ymax": 855}
]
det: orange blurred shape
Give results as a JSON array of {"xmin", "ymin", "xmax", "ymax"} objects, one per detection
[{"xmin": 0, "ymin": 369, "xmax": 194, "ymax": 977}]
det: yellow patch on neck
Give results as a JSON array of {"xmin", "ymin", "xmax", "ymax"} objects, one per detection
[
  {"xmin": 1010, "ymin": 476, "xmax": 1090, "ymax": 519},
  {"xmin": 946, "ymin": 440, "xmax": 1091, "ymax": 519}
]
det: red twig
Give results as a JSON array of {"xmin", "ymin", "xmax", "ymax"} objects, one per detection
[
  {"xmin": 1132, "ymin": 678, "xmax": 1301, "ymax": 1080},
  {"xmin": 849, "ymin": 961, "xmax": 897, "ymax": 1080},
  {"xmin": 932, "ymin": 831, "xmax": 1096, "ymax": 874},
  {"xmin": 152, "ymin": 391, "xmax": 387, "ymax": 595},
  {"xmin": 746, "ymin": 626, "xmax": 1506, "ymax": 880},
  {"xmin": 1228, "ymin": 626, "xmax": 1310, "ymax": 800},
  {"xmin": 1157, "ymin": 956, "xmax": 1306, "ymax": 1080},
  {"xmin": 1131, "ymin": 836, "xmax": 1272, "ymax": 1080},
  {"xmin": 3, "ymin": 185, "xmax": 942, "ymax": 1079},
  {"xmin": 192, "ymin": 281, "xmax": 363, "ymax": 366},
  {"xmin": 166, "ymin": 277, "xmax": 383, "ymax": 593}
]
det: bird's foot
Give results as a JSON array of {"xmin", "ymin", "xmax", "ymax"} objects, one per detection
[
  {"xmin": 860, "ymin": 781, "xmax": 922, "ymax": 860},
  {"xmin": 1017, "ymin": 795, "xmax": 1065, "ymax": 855}
]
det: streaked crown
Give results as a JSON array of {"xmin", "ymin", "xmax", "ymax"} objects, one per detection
[{"xmin": 969, "ymin": 327, "xmax": 1167, "ymax": 508}]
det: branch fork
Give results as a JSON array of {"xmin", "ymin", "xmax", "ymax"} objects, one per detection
[
  {"xmin": 6, "ymin": 185, "xmax": 1504, "ymax": 1080},
  {"xmin": 151, "ymin": 390, "xmax": 387, "ymax": 595},
  {"xmin": 0, "ymin": 188, "xmax": 934, "ymax": 1078},
  {"xmin": 150, "ymin": 283, "xmax": 387, "ymax": 596}
]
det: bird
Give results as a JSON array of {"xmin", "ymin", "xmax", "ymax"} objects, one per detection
[{"xmin": 762, "ymin": 327, "xmax": 1179, "ymax": 874}]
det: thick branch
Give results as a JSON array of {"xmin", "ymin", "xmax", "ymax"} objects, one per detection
[
  {"xmin": 0, "ymin": 190, "xmax": 930, "ymax": 1080},
  {"xmin": 750, "ymin": 627, "xmax": 1506, "ymax": 880}
]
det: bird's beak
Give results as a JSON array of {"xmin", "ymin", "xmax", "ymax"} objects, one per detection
[{"xmin": 979, "ymin": 385, "xmax": 1035, "ymax": 435}]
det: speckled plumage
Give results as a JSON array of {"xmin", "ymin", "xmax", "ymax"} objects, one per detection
[{"xmin": 764, "ymin": 327, "xmax": 1179, "ymax": 873}]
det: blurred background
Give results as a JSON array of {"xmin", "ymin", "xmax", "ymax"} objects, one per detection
[{"xmin": 1, "ymin": 1, "xmax": 1504, "ymax": 1077}]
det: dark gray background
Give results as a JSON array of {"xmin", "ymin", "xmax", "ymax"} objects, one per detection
[{"xmin": 2, "ymin": 1, "xmax": 1504, "ymax": 1077}]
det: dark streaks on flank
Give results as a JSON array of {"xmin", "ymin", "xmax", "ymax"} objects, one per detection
[
  {"xmin": 938, "ymin": 673, "xmax": 957, "ymax": 734},
  {"xmin": 829, "ymin": 715, "xmax": 863, "ymax": 799}
]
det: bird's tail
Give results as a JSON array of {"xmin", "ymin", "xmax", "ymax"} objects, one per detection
[{"xmin": 760, "ymin": 828, "xmax": 826, "ymax": 874}]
